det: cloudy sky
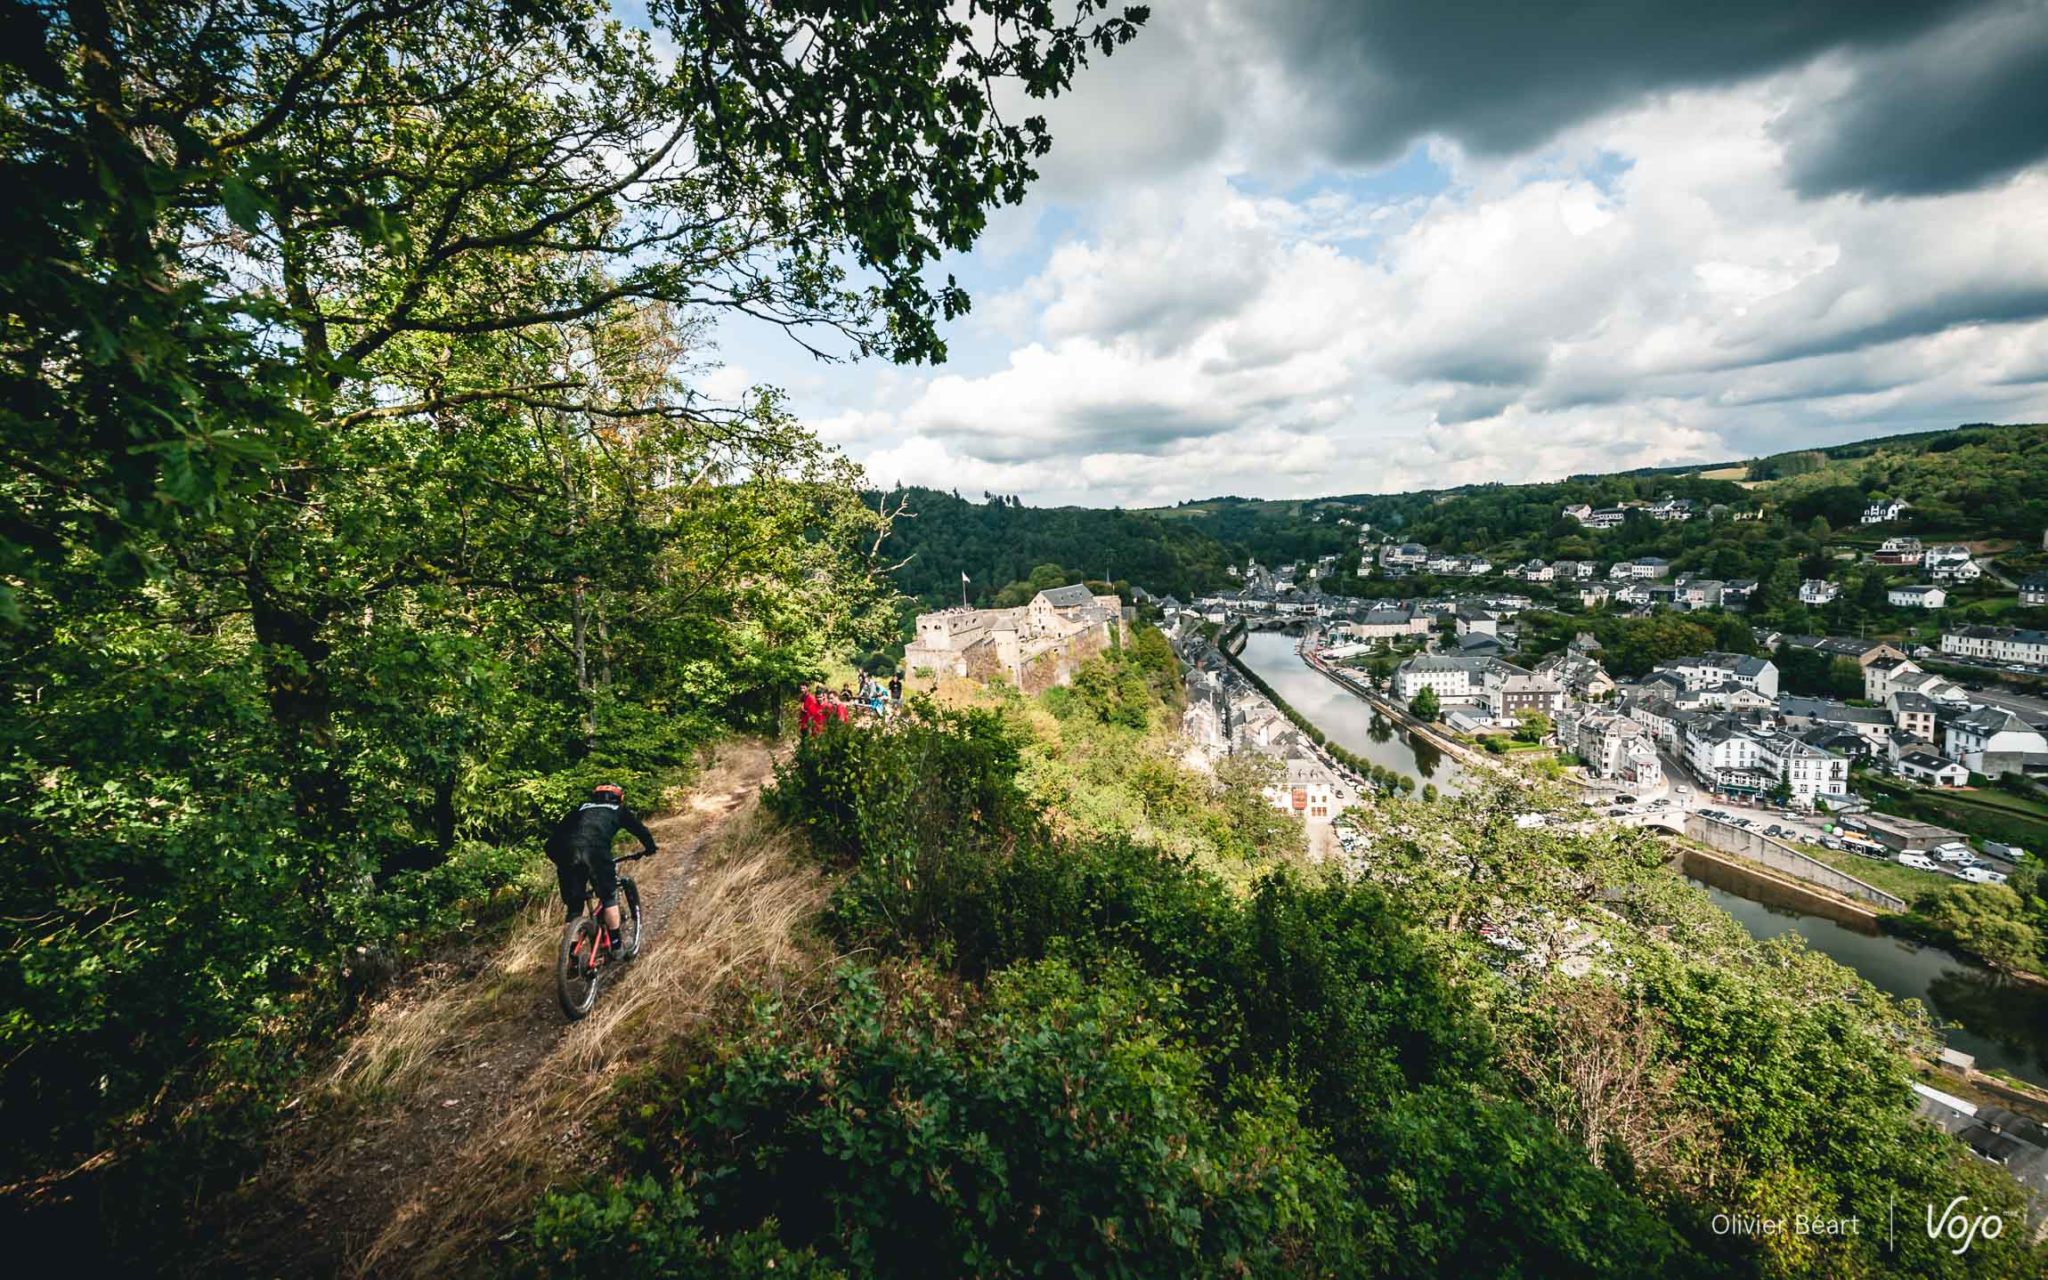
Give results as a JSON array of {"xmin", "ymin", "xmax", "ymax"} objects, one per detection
[{"xmin": 712, "ymin": 0, "xmax": 2048, "ymax": 508}]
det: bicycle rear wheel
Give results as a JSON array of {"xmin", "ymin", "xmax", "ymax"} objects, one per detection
[
  {"xmin": 556, "ymin": 916, "xmax": 602, "ymax": 1020},
  {"xmin": 619, "ymin": 876, "xmax": 642, "ymax": 960}
]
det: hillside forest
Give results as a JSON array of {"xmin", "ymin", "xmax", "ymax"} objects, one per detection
[
  {"xmin": 0, "ymin": 0, "xmax": 1146, "ymax": 1258},
  {"xmin": 882, "ymin": 424, "xmax": 2048, "ymax": 641}
]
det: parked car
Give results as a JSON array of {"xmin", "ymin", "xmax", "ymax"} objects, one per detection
[
  {"xmin": 1614, "ymin": 795, "xmax": 1636, "ymax": 805},
  {"xmin": 1898, "ymin": 853, "xmax": 1941, "ymax": 872},
  {"xmin": 1958, "ymin": 867, "xmax": 2009, "ymax": 885},
  {"xmin": 1933, "ymin": 845, "xmax": 1977, "ymax": 865}
]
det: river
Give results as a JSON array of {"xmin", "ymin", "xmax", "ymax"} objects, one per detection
[
  {"xmin": 1235, "ymin": 630, "xmax": 1466, "ymax": 792},
  {"xmin": 1693, "ymin": 875, "xmax": 2048, "ymax": 1089}
]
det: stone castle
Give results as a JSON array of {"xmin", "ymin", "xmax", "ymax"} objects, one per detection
[{"xmin": 903, "ymin": 584, "xmax": 1128, "ymax": 695}]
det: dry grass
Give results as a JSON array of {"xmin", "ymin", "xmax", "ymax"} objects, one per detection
[
  {"xmin": 355, "ymin": 789, "xmax": 837, "ymax": 1278},
  {"xmin": 322, "ymin": 900, "xmax": 562, "ymax": 1104}
]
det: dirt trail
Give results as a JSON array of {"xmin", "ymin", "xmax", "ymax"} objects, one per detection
[{"xmin": 198, "ymin": 740, "xmax": 783, "ymax": 1278}]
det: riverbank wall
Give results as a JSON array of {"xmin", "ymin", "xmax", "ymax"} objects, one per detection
[
  {"xmin": 1294, "ymin": 632, "xmax": 1490, "ymax": 770},
  {"xmin": 1678, "ymin": 846, "xmax": 1888, "ymax": 929},
  {"xmin": 1684, "ymin": 815, "xmax": 1906, "ymax": 911}
]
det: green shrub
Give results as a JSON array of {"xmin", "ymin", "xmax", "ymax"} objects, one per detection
[
  {"xmin": 522, "ymin": 960, "xmax": 1362, "ymax": 1278},
  {"xmin": 772, "ymin": 713, "xmax": 1483, "ymax": 1150}
]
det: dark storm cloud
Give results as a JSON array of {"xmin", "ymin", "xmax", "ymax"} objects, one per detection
[
  {"xmin": 1777, "ymin": 4, "xmax": 2048, "ymax": 197},
  {"xmin": 1732, "ymin": 283, "xmax": 2048, "ymax": 367},
  {"xmin": 1252, "ymin": 0, "xmax": 2008, "ymax": 186}
]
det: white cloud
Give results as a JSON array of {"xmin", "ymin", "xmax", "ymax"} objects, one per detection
[{"xmin": 738, "ymin": 4, "xmax": 2048, "ymax": 506}]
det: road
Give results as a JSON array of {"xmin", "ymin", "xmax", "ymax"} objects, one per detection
[
  {"xmin": 1968, "ymin": 683, "xmax": 2048, "ymax": 724},
  {"xmin": 1574, "ymin": 744, "xmax": 1849, "ymax": 849}
]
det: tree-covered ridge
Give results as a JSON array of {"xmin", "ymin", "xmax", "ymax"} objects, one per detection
[
  {"xmin": 519, "ymin": 647, "xmax": 2046, "ymax": 1278},
  {"xmin": 1754, "ymin": 422, "xmax": 2048, "ymax": 538},
  {"xmin": 871, "ymin": 485, "xmax": 1235, "ymax": 604},
  {"xmin": 868, "ymin": 424, "xmax": 2048, "ymax": 644}
]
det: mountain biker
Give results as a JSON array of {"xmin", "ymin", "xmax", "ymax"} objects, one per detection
[{"xmin": 545, "ymin": 783, "xmax": 655, "ymax": 953}]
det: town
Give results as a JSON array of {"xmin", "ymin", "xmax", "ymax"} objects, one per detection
[{"xmin": 903, "ymin": 562, "xmax": 2048, "ymax": 1235}]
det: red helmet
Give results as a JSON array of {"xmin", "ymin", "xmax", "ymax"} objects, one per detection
[{"xmin": 591, "ymin": 783, "xmax": 624, "ymax": 801}]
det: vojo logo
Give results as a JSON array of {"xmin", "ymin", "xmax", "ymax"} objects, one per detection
[{"xmin": 1925, "ymin": 1196, "xmax": 2005, "ymax": 1255}]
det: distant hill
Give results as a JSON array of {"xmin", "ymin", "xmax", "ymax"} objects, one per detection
[
  {"xmin": 872, "ymin": 486, "xmax": 1236, "ymax": 605},
  {"xmin": 875, "ymin": 423, "xmax": 2048, "ymax": 605}
]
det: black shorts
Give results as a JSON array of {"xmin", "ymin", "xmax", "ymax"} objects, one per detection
[{"xmin": 554, "ymin": 852, "xmax": 618, "ymax": 913}]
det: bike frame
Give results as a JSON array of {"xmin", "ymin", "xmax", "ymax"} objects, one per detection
[{"xmin": 566, "ymin": 850, "xmax": 648, "ymax": 970}]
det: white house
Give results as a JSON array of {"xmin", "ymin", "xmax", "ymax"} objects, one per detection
[
  {"xmin": 1455, "ymin": 604, "xmax": 1498, "ymax": 637},
  {"xmin": 1267, "ymin": 750, "xmax": 1355, "ymax": 822},
  {"xmin": 1923, "ymin": 545, "xmax": 1977, "ymax": 583},
  {"xmin": 1861, "ymin": 498, "xmax": 1910, "ymax": 524},
  {"xmin": 1941, "ymin": 626, "xmax": 2048, "ymax": 668},
  {"xmin": 1945, "ymin": 706, "xmax": 2048, "ymax": 777},
  {"xmin": 1865, "ymin": 660, "xmax": 1969, "ymax": 707},
  {"xmin": 1337, "ymin": 603, "xmax": 1432, "ymax": 642},
  {"xmin": 1887, "ymin": 584, "xmax": 1947, "ymax": 609},
  {"xmin": 1653, "ymin": 652, "xmax": 1779, "ymax": 698},
  {"xmin": 2020, "ymin": 574, "xmax": 2048, "ymax": 607},
  {"xmin": 1874, "ymin": 536, "xmax": 1924, "ymax": 566},
  {"xmin": 1897, "ymin": 752, "xmax": 1968, "ymax": 787},
  {"xmin": 1567, "ymin": 504, "xmax": 1627, "ymax": 529},
  {"xmin": 1685, "ymin": 720, "xmax": 1768, "ymax": 791},
  {"xmin": 1392, "ymin": 655, "xmax": 1489, "ymax": 702},
  {"xmin": 1799, "ymin": 579, "xmax": 1840, "ymax": 606},
  {"xmin": 1575, "ymin": 713, "xmax": 1663, "ymax": 786},
  {"xmin": 1609, "ymin": 557, "xmax": 1671, "ymax": 580},
  {"xmin": 1753, "ymin": 733, "xmax": 1851, "ymax": 806}
]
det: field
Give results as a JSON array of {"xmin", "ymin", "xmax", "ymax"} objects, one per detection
[{"xmin": 1789, "ymin": 840, "xmax": 1954, "ymax": 903}]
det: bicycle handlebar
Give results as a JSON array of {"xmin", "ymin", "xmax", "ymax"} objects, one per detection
[{"xmin": 614, "ymin": 850, "xmax": 655, "ymax": 864}]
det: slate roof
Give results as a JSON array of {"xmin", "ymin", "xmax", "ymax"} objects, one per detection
[{"xmin": 1037, "ymin": 584, "xmax": 1098, "ymax": 608}]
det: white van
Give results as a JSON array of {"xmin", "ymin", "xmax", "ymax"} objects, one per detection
[
  {"xmin": 1897, "ymin": 853, "xmax": 1940, "ymax": 872},
  {"xmin": 1958, "ymin": 867, "xmax": 2008, "ymax": 885}
]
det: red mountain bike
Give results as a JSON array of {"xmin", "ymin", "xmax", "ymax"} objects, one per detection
[{"xmin": 555, "ymin": 852, "xmax": 646, "ymax": 1020}]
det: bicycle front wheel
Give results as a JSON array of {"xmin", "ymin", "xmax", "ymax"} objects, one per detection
[
  {"xmin": 556, "ymin": 917, "xmax": 602, "ymax": 1020},
  {"xmin": 618, "ymin": 876, "xmax": 642, "ymax": 960}
]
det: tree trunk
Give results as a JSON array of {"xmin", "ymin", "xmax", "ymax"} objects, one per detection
[
  {"xmin": 572, "ymin": 577, "xmax": 595, "ymax": 746},
  {"xmin": 247, "ymin": 582, "xmax": 349, "ymax": 890}
]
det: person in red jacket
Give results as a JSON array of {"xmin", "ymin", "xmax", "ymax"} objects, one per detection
[{"xmin": 799, "ymin": 684, "xmax": 826, "ymax": 735}]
